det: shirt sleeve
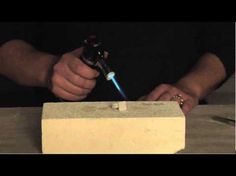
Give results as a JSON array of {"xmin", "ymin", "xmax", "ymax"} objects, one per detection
[
  {"xmin": 196, "ymin": 22, "xmax": 235, "ymax": 78},
  {"xmin": 0, "ymin": 22, "xmax": 42, "ymax": 47},
  {"xmin": 0, "ymin": 22, "xmax": 26, "ymax": 45}
]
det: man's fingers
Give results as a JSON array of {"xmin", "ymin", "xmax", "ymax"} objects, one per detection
[
  {"xmin": 145, "ymin": 84, "xmax": 170, "ymax": 101},
  {"xmin": 157, "ymin": 92, "xmax": 173, "ymax": 101},
  {"xmin": 51, "ymin": 49, "xmax": 99, "ymax": 101},
  {"xmin": 68, "ymin": 56, "xmax": 100, "ymax": 79},
  {"xmin": 52, "ymin": 85, "xmax": 87, "ymax": 101},
  {"xmin": 52, "ymin": 74, "xmax": 92, "ymax": 96},
  {"xmin": 59, "ymin": 64, "xmax": 96, "ymax": 90},
  {"xmin": 181, "ymin": 100, "xmax": 194, "ymax": 115},
  {"xmin": 142, "ymin": 83, "xmax": 198, "ymax": 114}
]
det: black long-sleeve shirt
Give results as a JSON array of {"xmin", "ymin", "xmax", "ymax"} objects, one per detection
[{"xmin": 0, "ymin": 22, "xmax": 234, "ymax": 107}]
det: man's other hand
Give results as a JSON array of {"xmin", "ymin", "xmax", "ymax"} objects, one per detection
[{"xmin": 138, "ymin": 84, "xmax": 199, "ymax": 115}]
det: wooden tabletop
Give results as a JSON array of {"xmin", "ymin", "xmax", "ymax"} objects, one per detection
[{"xmin": 0, "ymin": 105, "xmax": 235, "ymax": 154}]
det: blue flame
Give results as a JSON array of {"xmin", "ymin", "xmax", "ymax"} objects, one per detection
[{"xmin": 110, "ymin": 76, "xmax": 128, "ymax": 100}]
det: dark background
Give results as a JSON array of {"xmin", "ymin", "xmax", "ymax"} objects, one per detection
[{"xmin": 0, "ymin": 22, "xmax": 234, "ymax": 107}]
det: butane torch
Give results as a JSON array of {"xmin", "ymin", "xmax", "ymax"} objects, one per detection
[{"xmin": 80, "ymin": 36, "xmax": 128, "ymax": 100}]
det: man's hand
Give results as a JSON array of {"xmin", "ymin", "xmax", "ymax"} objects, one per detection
[
  {"xmin": 139, "ymin": 53, "xmax": 227, "ymax": 115},
  {"xmin": 139, "ymin": 84, "xmax": 199, "ymax": 114},
  {"xmin": 50, "ymin": 47, "xmax": 100, "ymax": 101}
]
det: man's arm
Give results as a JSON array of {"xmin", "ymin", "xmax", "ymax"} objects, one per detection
[
  {"xmin": 0, "ymin": 39, "xmax": 99, "ymax": 101},
  {"xmin": 141, "ymin": 53, "xmax": 227, "ymax": 114},
  {"xmin": 0, "ymin": 40, "xmax": 58, "ymax": 87},
  {"xmin": 175, "ymin": 53, "xmax": 226, "ymax": 100}
]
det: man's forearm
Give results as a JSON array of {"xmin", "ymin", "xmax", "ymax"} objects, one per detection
[
  {"xmin": 0, "ymin": 40, "xmax": 59, "ymax": 87},
  {"xmin": 175, "ymin": 53, "xmax": 227, "ymax": 99}
]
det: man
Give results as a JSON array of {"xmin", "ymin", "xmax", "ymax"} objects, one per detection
[{"xmin": 0, "ymin": 22, "xmax": 234, "ymax": 114}]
